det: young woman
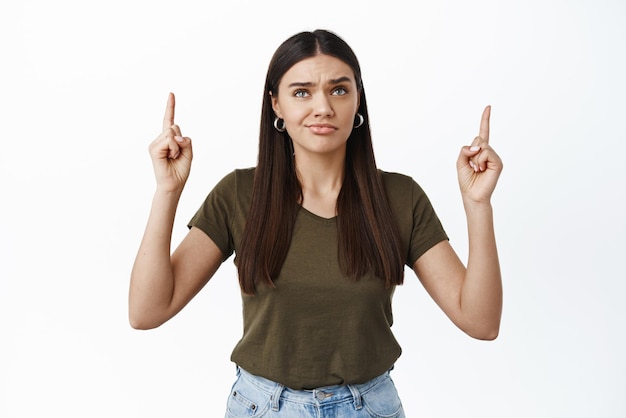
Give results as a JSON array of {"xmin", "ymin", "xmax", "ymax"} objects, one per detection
[{"xmin": 129, "ymin": 29, "xmax": 503, "ymax": 417}]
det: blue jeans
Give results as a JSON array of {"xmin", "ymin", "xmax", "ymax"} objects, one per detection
[{"xmin": 225, "ymin": 367, "xmax": 405, "ymax": 418}]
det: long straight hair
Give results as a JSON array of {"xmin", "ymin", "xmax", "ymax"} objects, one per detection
[{"xmin": 236, "ymin": 30, "xmax": 404, "ymax": 294}]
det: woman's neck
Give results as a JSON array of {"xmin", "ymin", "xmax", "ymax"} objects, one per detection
[{"xmin": 295, "ymin": 151, "xmax": 345, "ymax": 219}]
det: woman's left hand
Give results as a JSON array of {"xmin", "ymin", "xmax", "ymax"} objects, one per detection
[{"xmin": 457, "ymin": 106, "xmax": 503, "ymax": 204}]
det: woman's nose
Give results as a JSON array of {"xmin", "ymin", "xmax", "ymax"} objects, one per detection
[{"xmin": 312, "ymin": 94, "xmax": 334, "ymax": 118}]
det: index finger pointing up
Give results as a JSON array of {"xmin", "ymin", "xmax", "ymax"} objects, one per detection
[
  {"xmin": 163, "ymin": 92, "xmax": 175, "ymax": 132},
  {"xmin": 479, "ymin": 105, "xmax": 491, "ymax": 143}
]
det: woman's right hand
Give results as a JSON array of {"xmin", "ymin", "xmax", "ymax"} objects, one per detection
[{"xmin": 148, "ymin": 92, "xmax": 193, "ymax": 193}]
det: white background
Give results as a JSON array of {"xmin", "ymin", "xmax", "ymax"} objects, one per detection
[{"xmin": 1, "ymin": 0, "xmax": 625, "ymax": 416}]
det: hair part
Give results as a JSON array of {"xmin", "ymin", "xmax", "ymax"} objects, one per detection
[{"xmin": 236, "ymin": 29, "xmax": 404, "ymax": 294}]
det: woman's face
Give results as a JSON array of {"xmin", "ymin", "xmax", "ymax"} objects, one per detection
[{"xmin": 271, "ymin": 54, "xmax": 360, "ymax": 158}]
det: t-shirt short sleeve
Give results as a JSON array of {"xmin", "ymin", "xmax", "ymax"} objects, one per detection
[
  {"xmin": 187, "ymin": 171, "xmax": 239, "ymax": 260},
  {"xmin": 406, "ymin": 179, "xmax": 449, "ymax": 266},
  {"xmin": 382, "ymin": 171, "xmax": 448, "ymax": 267}
]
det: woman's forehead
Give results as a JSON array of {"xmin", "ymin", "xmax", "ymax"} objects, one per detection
[{"xmin": 280, "ymin": 54, "xmax": 355, "ymax": 85}]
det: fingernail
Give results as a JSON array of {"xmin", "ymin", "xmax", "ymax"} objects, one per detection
[
  {"xmin": 175, "ymin": 136, "xmax": 184, "ymax": 142},
  {"xmin": 469, "ymin": 161, "xmax": 475, "ymax": 170},
  {"xmin": 470, "ymin": 146, "xmax": 480, "ymax": 152}
]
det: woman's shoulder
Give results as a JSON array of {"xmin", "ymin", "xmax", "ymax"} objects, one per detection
[
  {"xmin": 379, "ymin": 169, "xmax": 429, "ymax": 203},
  {"xmin": 379, "ymin": 169, "xmax": 419, "ymax": 190},
  {"xmin": 214, "ymin": 167, "xmax": 256, "ymax": 190},
  {"xmin": 201, "ymin": 168, "xmax": 256, "ymax": 209},
  {"xmin": 221, "ymin": 166, "xmax": 255, "ymax": 180}
]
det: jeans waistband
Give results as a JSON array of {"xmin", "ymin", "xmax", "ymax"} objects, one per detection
[{"xmin": 236, "ymin": 366, "xmax": 391, "ymax": 410}]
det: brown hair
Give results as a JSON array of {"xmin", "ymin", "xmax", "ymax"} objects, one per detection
[{"xmin": 236, "ymin": 29, "xmax": 404, "ymax": 294}]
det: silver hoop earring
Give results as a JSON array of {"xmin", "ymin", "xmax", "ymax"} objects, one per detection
[
  {"xmin": 274, "ymin": 117, "xmax": 286, "ymax": 132},
  {"xmin": 354, "ymin": 113, "xmax": 364, "ymax": 129}
]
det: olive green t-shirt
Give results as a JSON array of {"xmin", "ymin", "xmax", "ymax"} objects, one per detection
[{"xmin": 189, "ymin": 168, "xmax": 448, "ymax": 390}]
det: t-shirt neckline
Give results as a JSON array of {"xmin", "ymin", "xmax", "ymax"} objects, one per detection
[{"xmin": 298, "ymin": 206, "xmax": 337, "ymax": 224}]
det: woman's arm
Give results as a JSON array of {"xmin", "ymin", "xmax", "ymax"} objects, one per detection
[
  {"xmin": 413, "ymin": 106, "xmax": 503, "ymax": 340},
  {"xmin": 128, "ymin": 93, "xmax": 223, "ymax": 330}
]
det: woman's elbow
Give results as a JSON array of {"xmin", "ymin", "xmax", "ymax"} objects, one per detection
[
  {"xmin": 469, "ymin": 327, "xmax": 499, "ymax": 341},
  {"xmin": 128, "ymin": 309, "xmax": 166, "ymax": 330},
  {"xmin": 464, "ymin": 321, "xmax": 500, "ymax": 341},
  {"xmin": 130, "ymin": 318, "xmax": 154, "ymax": 330}
]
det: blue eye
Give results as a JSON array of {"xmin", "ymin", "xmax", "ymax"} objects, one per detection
[
  {"xmin": 332, "ymin": 87, "xmax": 348, "ymax": 96},
  {"xmin": 294, "ymin": 90, "xmax": 309, "ymax": 98}
]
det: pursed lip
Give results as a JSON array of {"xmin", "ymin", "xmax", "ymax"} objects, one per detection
[{"xmin": 306, "ymin": 123, "xmax": 338, "ymax": 134}]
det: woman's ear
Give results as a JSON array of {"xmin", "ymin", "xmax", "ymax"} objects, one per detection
[{"xmin": 270, "ymin": 91, "xmax": 281, "ymax": 118}]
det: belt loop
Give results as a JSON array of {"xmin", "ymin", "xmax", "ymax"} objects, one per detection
[
  {"xmin": 347, "ymin": 384, "xmax": 362, "ymax": 410},
  {"xmin": 271, "ymin": 383, "xmax": 285, "ymax": 411}
]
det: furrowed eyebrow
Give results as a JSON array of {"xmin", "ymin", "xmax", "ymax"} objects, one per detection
[
  {"xmin": 288, "ymin": 82, "xmax": 314, "ymax": 88},
  {"xmin": 287, "ymin": 76, "xmax": 353, "ymax": 88},
  {"xmin": 329, "ymin": 76, "xmax": 352, "ymax": 84}
]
